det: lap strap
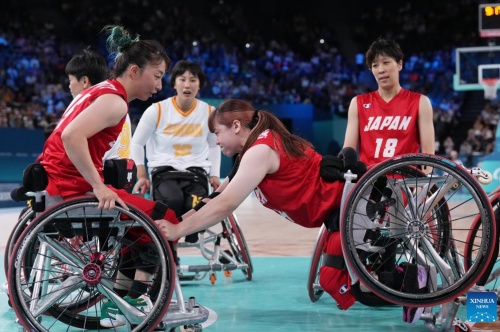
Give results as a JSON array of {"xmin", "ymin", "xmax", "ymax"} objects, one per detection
[{"xmin": 322, "ymin": 253, "xmax": 346, "ymax": 270}]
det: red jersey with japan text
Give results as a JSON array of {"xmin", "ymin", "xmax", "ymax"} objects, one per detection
[
  {"xmin": 356, "ymin": 88, "xmax": 421, "ymax": 166},
  {"xmin": 41, "ymin": 79, "xmax": 127, "ymax": 198},
  {"xmin": 251, "ymin": 129, "xmax": 344, "ymax": 228}
]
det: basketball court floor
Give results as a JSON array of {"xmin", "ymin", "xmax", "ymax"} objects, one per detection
[{"xmin": 0, "ymin": 195, "xmax": 497, "ymax": 331}]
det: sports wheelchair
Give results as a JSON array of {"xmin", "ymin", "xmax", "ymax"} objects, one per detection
[
  {"xmin": 307, "ymin": 153, "xmax": 496, "ymax": 330},
  {"xmin": 149, "ymin": 167, "xmax": 253, "ymax": 285},
  {"xmin": 7, "ymin": 164, "xmax": 210, "ymax": 331}
]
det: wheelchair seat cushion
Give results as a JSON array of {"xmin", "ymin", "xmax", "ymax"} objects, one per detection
[{"xmin": 151, "ymin": 166, "xmax": 209, "ymax": 193}]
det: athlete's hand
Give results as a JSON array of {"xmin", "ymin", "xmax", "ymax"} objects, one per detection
[
  {"xmin": 93, "ymin": 184, "xmax": 128, "ymax": 211},
  {"xmin": 155, "ymin": 219, "xmax": 181, "ymax": 241},
  {"xmin": 133, "ymin": 177, "xmax": 150, "ymax": 195},
  {"xmin": 209, "ymin": 176, "xmax": 221, "ymax": 190}
]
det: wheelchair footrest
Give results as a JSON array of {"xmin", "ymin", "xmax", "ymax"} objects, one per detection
[
  {"xmin": 178, "ymin": 263, "xmax": 247, "ymax": 273},
  {"xmin": 163, "ymin": 298, "xmax": 210, "ymax": 329}
]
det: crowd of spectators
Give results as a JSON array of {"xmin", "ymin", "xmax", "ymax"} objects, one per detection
[{"xmin": 0, "ymin": 0, "xmax": 496, "ymax": 159}]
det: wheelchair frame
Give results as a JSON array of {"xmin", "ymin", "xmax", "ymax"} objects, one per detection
[{"xmin": 176, "ymin": 212, "xmax": 253, "ymax": 284}]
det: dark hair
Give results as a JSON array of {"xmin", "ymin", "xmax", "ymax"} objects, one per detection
[
  {"xmin": 169, "ymin": 60, "xmax": 206, "ymax": 89},
  {"xmin": 65, "ymin": 47, "xmax": 108, "ymax": 85},
  {"xmin": 365, "ymin": 36, "xmax": 404, "ymax": 68},
  {"xmin": 103, "ymin": 25, "xmax": 171, "ymax": 78},
  {"xmin": 209, "ymin": 99, "xmax": 313, "ymax": 158}
]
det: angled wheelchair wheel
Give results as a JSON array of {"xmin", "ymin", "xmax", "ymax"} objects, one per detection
[
  {"xmin": 8, "ymin": 197, "xmax": 175, "ymax": 332},
  {"xmin": 307, "ymin": 225, "xmax": 328, "ymax": 302},
  {"xmin": 222, "ymin": 213, "xmax": 253, "ymax": 280},
  {"xmin": 4, "ymin": 206, "xmax": 35, "ymax": 278},
  {"xmin": 464, "ymin": 193, "xmax": 500, "ymax": 289},
  {"xmin": 341, "ymin": 154, "xmax": 496, "ymax": 307}
]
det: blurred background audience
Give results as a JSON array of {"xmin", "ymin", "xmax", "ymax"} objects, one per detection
[{"xmin": 0, "ymin": 0, "xmax": 496, "ymax": 166}]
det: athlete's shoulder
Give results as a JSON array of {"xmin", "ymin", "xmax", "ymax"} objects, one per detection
[
  {"xmin": 253, "ymin": 129, "xmax": 275, "ymax": 145},
  {"xmin": 194, "ymin": 98, "xmax": 215, "ymax": 113},
  {"xmin": 256, "ymin": 129, "xmax": 273, "ymax": 140},
  {"xmin": 358, "ymin": 91, "xmax": 377, "ymax": 98},
  {"xmin": 195, "ymin": 98, "xmax": 210, "ymax": 107},
  {"xmin": 401, "ymin": 88, "xmax": 423, "ymax": 99},
  {"xmin": 356, "ymin": 91, "xmax": 377, "ymax": 103},
  {"xmin": 156, "ymin": 97, "xmax": 174, "ymax": 108},
  {"xmin": 356, "ymin": 91, "xmax": 377, "ymax": 112}
]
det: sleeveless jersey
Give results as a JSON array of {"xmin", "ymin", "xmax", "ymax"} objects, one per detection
[
  {"xmin": 131, "ymin": 97, "xmax": 218, "ymax": 175},
  {"xmin": 251, "ymin": 130, "xmax": 344, "ymax": 228},
  {"xmin": 103, "ymin": 113, "xmax": 132, "ymax": 159},
  {"xmin": 356, "ymin": 89, "xmax": 421, "ymax": 166},
  {"xmin": 41, "ymin": 79, "xmax": 127, "ymax": 198}
]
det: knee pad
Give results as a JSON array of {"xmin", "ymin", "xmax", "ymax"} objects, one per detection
[{"xmin": 319, "ymin": 232, "xmax": 356, "ymax": 310}]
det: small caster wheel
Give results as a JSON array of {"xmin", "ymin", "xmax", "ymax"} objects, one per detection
[
  {"xmin": 210, "ymin": 273, "xmax": 216, "ymax": 285},
  {"xmin": 224, "ymin": 270, "xmax": 232, "ymax": 277}
]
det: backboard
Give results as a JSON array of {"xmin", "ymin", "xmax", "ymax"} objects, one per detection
[{"xmin": 453, "ymin": 46, "xmax": 500, "ymax": 99}]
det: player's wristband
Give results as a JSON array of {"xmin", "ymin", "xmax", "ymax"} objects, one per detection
[
  {"xmin": 207, "ymin": 191, "xmax": 220, "ymax": 199},
  {"xmin": 193, "ymin": 191, "xmax": 221, "ymax": 211},
  {"xmin": 193, "ymin": 200, "xmax": 206, "ymax": 211}
]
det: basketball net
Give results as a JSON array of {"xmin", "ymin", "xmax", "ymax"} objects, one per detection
[{"xmin": 481, "ymin": 78, "xmax": 500, "ymax": 100}]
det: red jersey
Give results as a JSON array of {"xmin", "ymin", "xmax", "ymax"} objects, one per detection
[
  {"xmin": 251, "ymin": 130, "xmax": 344, "ymax": 228},
  {"xmin": 41, "ymin": 79, "xmax": 127, "ymax": 198},
  {"xmin": 356, "ymin": 88, "xmax": 421, "ymax": 166}
]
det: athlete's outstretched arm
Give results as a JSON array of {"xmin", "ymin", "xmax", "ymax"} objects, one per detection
[{"xmin": 155, "ymin": 144, "xmax": 280, "ymax": 240}]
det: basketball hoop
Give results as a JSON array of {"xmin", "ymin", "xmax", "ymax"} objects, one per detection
[{"xmin": 480, "ymin": 78, "xmax": 500, "ymax": 100}]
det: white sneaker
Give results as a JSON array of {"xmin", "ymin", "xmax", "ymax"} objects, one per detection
[{"xmin": 100, "ymin": 294, "xmax": 153, "ymax": 328}]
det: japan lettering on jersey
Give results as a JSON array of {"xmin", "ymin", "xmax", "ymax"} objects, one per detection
[
  {"xmin": 356, "ymin": 89, "xmax": 421, "ymax": 166},
  {"xmin": 41, "ymin": 79, "xmax": 127, "ymax": 198},
  {"xmin": 251, "ymin": 130, "xmax": 344, "ymax": 228}
]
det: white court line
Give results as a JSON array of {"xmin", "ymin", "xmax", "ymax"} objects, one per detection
[{"xmin": 201, "ymin": 306, "xmax": 218, "ymax": 328}]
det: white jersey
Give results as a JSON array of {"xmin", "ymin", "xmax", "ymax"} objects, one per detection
[
  {"xmin": 130, "ymin": 97, "xmax": 221, "ymax": 177},
  {"xmin": 103, "ymin": 114, "xmax": 132, "ymax": 160}
]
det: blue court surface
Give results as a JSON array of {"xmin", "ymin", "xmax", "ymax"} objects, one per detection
[{"xmin": 0, "ymin": 254, "xmax": 469, "ymax": 332}]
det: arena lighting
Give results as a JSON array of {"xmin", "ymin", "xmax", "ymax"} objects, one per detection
[
  {"xmin": 192, "ymin": 41, "xmax": 198, "ymax": 46},
  {"xmin": 245, "ymin": 43, "xmax": 251, "ymax": 48},
  {"xmin": 320, "ymin": 39, "xmax": 325, "ymax": 44}
]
